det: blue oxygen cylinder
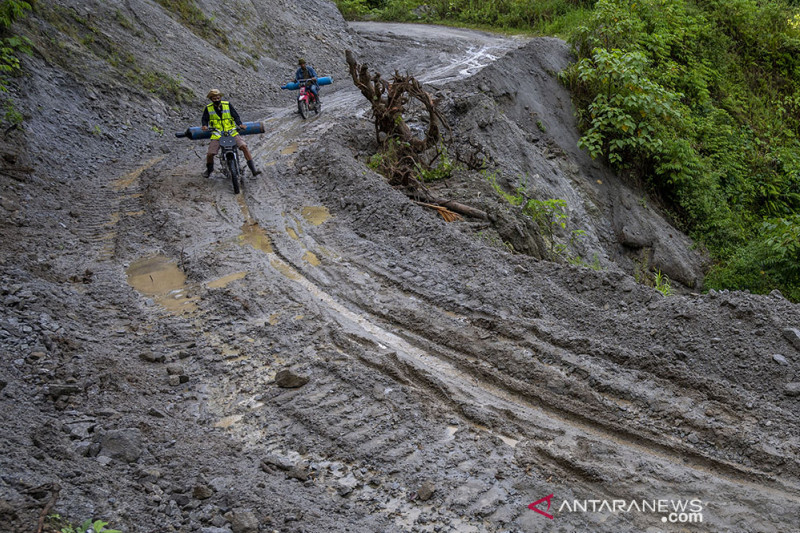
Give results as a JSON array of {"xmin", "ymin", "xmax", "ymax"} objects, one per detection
[
  {"xmin": 174, "ymin": 121, "xmax": 265, "ymax": 140},
  {"xmin": 281, "ymin": 76, "xmax": 333, "ymax": 90}
]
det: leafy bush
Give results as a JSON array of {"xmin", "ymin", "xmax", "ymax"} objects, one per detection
[
  {"xmin": 0, "ymin": 0, "xmax": 31, "ymax": 128},
  {"xmin": 487, "ymin": 173, "xmax": 585, "ymax": 260},
  {"xmin": 706, "ymin": 214, "xmax": 800, "ymax": 300},
  {"xmin": 562, "ymin": 0, "xmax": 800, "ymax": 299},
  {"xmin": 334, "ymin": 0, "xmax": 373, "ymax": 19},
  {"xmin": 571, "ymin": 48, "xmax": 682, "ymax": 166}
]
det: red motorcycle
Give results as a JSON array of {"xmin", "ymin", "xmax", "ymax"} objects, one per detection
[{"xmin": 296, "ymin": 78, "xmax": 320, "ymax": 119}]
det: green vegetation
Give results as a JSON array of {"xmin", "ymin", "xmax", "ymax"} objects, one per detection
[
  {"xmin": 35, "ymin": 3, "xmax": 194, "ymax": 106},
  {"xmin": 563, "ymin": 0, "xmax": 800, "ymax": 300},
  {"xmin": 487, "ymin": 172, "xmax": 585, "ymax": 260},
  {"xmin": 137, "ymin": 69, "xmax": 193, "ymax": 105},
  {"xmin": 334, "ymin": 0, "xmax": 594, "ymax": 33},
  {"xmin": 654, "ymin": 269, "xmax": 674, "ymax": 297},
  {"xmin": 153, "ymin": 0, "xmax": 229, "ymax": 49},
  {"xmin": 417, "ymin": 143, "xmax": 456, "ymax": 182},
  {"xmin": 47, "ymin": 515, "xmax": 122, "ymax": 533},
  {"xmin": 339, "ymin": 0, "xmax": 800, "ymax": 300},
  {"xmin": 0, "ymin": 0, "xmax": 32, "ymax": 127}
]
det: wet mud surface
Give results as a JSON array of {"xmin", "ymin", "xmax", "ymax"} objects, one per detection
[{"xmin": 1, "ymin": 18, "xmax": 799, "ymax": 533}]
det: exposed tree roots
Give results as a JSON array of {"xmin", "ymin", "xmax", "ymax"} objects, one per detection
[{"xmin": 346, "ymin": 50, "xmax": 487, "ymax": 221}]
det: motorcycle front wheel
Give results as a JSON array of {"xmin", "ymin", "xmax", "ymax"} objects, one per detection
[
  {"xmin": 298, "ymin": 100, "xmax": 309, "ymax": 119},
  {"xmin": 228, "ymin": 157, "xmax": 240, "ymax": 194}
]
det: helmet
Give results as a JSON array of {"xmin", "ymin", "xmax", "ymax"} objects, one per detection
[
  {"xmin": 207, "ymin": 89, "xmax": 223, "ymax": 99},
  {"xmin": 298, "ymin": 58, "xmax": 306, "ymax": 65}
]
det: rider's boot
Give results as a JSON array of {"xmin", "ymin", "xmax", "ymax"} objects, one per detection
[
  {"xmin": 203, "ymin": 155, "xmax": 214, "ymax": 178},
  {"xmin": 247, "ymin": 159, "xmax": 262, "ymax": 176}
]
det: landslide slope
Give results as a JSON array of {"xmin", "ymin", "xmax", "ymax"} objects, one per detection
[{"xmin": 0, "ymin": 2, "xmax": 798, "ymax": 533}]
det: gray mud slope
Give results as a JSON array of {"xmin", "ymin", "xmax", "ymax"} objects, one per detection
[{"xmin": 0, "ymin": 3, "xmax": 799, "ymax": 533}]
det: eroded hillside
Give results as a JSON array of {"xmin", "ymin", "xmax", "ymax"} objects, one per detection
[{"xmin": 0, "ymin": 2, "xmax": 798, "ymax": 533}]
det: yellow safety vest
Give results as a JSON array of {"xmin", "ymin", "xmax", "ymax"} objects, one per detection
[{"xmin": 207, "ymin": 101, "xmax": 238, "ymax": 139}]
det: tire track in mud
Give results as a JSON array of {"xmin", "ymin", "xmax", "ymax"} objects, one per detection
[
  {"xmin": 309, "ymin": 252, "xmax": 800, "ymax": 488},
  {"xmin": 199, "ymin": 162, "xmax": 800, "ymax": 524},
  {"xmin": 71, "ymin": 155, "xmax": 165, "ymax": 263},
  {"xmin": 181, "ymin": 202, "xmax": 800, "ymax": 529},
  {"xmin": 244, "ymin": 229, "xmax": 800, "ymax": 499},
  {"xmin": 129, "ymin": 24, "xmax": 798, "ymax": 531}
]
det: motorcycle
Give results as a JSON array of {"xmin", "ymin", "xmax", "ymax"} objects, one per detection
[
  {"xmin": 280, "ymin": 76, "xmax": 332, "ymax": 119},
  {"xmin": 210, "ymin": 128, "xmax": 243, "ymax": 194},
  {"xmin": 175, "ymin": 122, "xmax": 265, "ymax": 195},
  {"xmin": 296, "ymin": 78, "xmax": 320, "ymax": 119}
]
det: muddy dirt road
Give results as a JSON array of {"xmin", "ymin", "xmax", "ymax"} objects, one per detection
[{"xmin": 2, "ymin": 22, "xmax": 799, "ymax": 533}]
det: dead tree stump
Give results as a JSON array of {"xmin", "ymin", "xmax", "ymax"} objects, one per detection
[{"xmin": 345, "ymin": 50, "xmax": 486, "ymax": 221}]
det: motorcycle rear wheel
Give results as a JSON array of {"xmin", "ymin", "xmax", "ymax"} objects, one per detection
[
  {"xmin": 228, "ymin": 158, "xmax": 240, "ymax": 194},
  {"xmin": 298, "ymin": 100, "xmax": 309, "ymax": 119}
]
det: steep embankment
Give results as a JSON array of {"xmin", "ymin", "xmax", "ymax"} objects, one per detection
[{"xmin": 0, "ymin": 2, "xmax": 799, "ymax": 533}]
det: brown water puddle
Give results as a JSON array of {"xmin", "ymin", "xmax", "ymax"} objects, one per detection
[
  {"xmin": 126, "ymin": 255, "xmax": 198, "ymax": 314},
  {"xmin": 207, "ymin": 271, "xmax": 248, "ymax": 289},
  {"xmin": 302, "ymin": 251, "xmax": 320, "ymax": 266},
  {"xmin": 236, "ymin": 197, "xmax": 274, "ymax": 252},
  {"xmin": 301, "ymin": 206, "xmax": 330, "ymax": 226},
  {"xmin": 239, "ymin": 222, "xmax": 273, "ymax": 253}
]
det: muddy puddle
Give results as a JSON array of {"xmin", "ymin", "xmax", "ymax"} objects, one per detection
[
  {"xmin": 239, "ymin": 222, "xmax": 273, "ymax": 253},
  {"xmin": 302, "ymin": 251, "xmax": 321, "ymax": 266},
  {"xmin": 281, "ymin": 142, "xmax": 299, "ymax": 155},
  {"xmin": 301, "ymin": 206, "xmax": 330, "ymax": 225},
  {"xmin": 126, "ymin": 255, "xmax": 198, "ymax": 314},
  {"xmin": 207, "ymin": 271, "xmax": 248, "ymax": 289}
]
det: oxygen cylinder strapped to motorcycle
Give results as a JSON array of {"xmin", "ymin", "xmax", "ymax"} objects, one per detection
[
  {"xmin": 174, "ymin": 122, "xmax": 265, "ymax": 194},
  {"xmin": 281, "ymin": 77, "xmax": 332, "ymax": 119},
  {"xmin": 280, "ymin": 76, "xmax": 333, "ymax": 91},
  {"xmin": 174, "ymin": 121, "xmax": 265, "ymax": 140}
]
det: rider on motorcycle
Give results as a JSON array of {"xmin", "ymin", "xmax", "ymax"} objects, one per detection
[
  {"xmin": 294, "ymin": 58, "xmax": 320, "ymax": 103},
  {"xmin": 201, "ymin": 89, "xmax": 261, "ymax": 177}
]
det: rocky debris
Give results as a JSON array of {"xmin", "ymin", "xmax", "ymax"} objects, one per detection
[
  {"xmin": 784, "ymin": 327, "xmax": 800, "ymax": 351},
  {"xmin": 417, "ymin": 480, "xmax": 436, "ymax": 501},
  {"xmin": 192, "ymin": 484, "xmax": 214, "ymax": 500},
  {"xmin": 274, "ymin": 368, "xmax": 310, "ymax": 388},
  {"xmin": 773, "ymin": 354, "xmax": 790, "ymax": 366},
  {"xmin": 224, "ymin": 508, "xmax": 259, "ymax": 533},
  {"xmin": 260, "ymin": 454, "xmax": 294, "ymax": 473},
  {"xmin": 139, "ymin": 351, "xmax": 165, "ymax": 363},
  {"xmin": 98, "ymin": 428, "xmax": 143, "ymax": 463}
]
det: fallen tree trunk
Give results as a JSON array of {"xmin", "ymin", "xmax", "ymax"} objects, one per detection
[{"xmin": 422, "ymin": 196, "xmax": 488, "ymax": 220}]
